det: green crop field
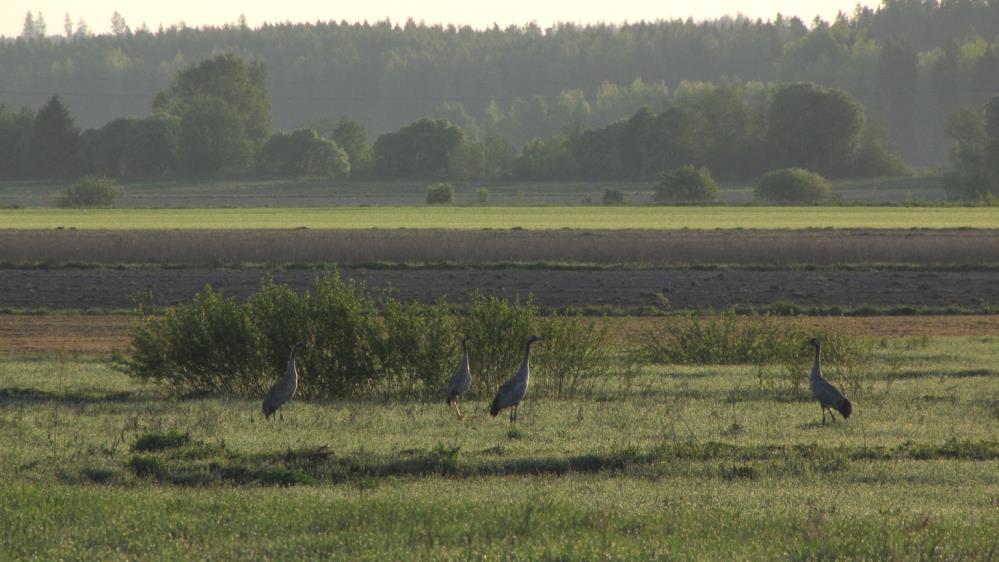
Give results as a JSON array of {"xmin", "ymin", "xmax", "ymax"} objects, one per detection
[
  {"xmin": 1, "ymin": 206, "xmax": 998, "ymax": 230},
  {"xmin": 1, "ymin": 334, "xmax": 996, "ymax": 559}
]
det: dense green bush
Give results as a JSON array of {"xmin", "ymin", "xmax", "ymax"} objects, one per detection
[
  {"xmin": 602, "ymin": 189, "xmax": 625, "ymax": 205},
  {"xmin": 121, "ymin": 275, "xmax": 609, "ymax": 399},
  {"xmin": 754, "ymin": 168, "xmax": 831, "ymax": 204},
  {"xmin": 475, "ymin": 187, "xmax": 490, "ymax": 203},
  {"xmin": 53, "ymin": 176, "xmax": 123, "ymax": 207},
  {"xmin": 426, "ymin": 182, "xmax": 455, "ymax": 204},
  {"xmin": 653, "ymin": 165, "xmax": 719, "ymax": 203}
]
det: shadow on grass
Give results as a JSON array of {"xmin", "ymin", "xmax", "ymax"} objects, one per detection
[
  {"xmin": 0, "ymin": 386, "xmax": 148, "ymax": 406},
  {"xmin": 69, "ymin": 435, "xmax": 999, "ymax": 488}
]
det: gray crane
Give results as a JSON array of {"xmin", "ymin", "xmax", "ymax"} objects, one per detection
[
  {"xmin": 445, "ymin": 335, "xmax": 473, "ymax": 419},
  {"xmin": 807, "ymin": 338, "xmax": 852, "ymax": 424},
  {"xmin": 262, "ymin": 341, "xmax": 305, "ymax": 420},
  {"xmin": 490, "ymin": 335, "xmax": 540, "ymax": 424}
]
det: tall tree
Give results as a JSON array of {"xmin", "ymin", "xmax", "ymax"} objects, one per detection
[
  {"xmin": 154, "ymin": 53, "xmax": 270, "ymax": 176},
  {"xmin": 29, "ymin": 96, "xmax": 80, "ymax": 178},
  {"xmin": 767, "ymin": 82, "xmax": 865, "ymax": 176}
]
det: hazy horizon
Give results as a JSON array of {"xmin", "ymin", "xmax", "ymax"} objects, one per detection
[{"xmin": 3, "ymin": 1, "xmax": 878, "ymax": 38}]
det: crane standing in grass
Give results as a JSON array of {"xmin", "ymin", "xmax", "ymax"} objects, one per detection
[
  {"xmin": 490, "ymin": 335, "xmax": 540, "ymax": 424},
  {"xmin": 262, "ymin": 341, "xmax": 305, "ymax": 420},
  {"xmin": 808, "ymin": 338, "xmax": 852, "ymax": 424},
  {"xmin": 445, "ymin": 335, "xmax": 473, "ymax": 419}
]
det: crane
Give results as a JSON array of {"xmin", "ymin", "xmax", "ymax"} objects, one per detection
[
  {"xmin": 445, "ymin": 335, "xmax": 473, "ymax": 419},
  {"xmin": 490, "ymin": 335, "xmax": 540, "ymax": 424},
  {"xmin": 262, "ymin": 341, "xmax": 305, "ymax": 420},
  {"xmin": 807, "ymin": 338, "xmax": 852, "ymax": 424}
]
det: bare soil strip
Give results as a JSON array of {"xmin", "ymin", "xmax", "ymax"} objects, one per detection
[
  {"xmin": 2, "ymin": 229, "xmax": 999, "ymax": 266},
  {"xmin": 1, "ymin": 314, "xmax": 996, "ymax": 355},
  {"xmin": 0, "ymin": 267, "xmax": 995, "ymax": 312}
]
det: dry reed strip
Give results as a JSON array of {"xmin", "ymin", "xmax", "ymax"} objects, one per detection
[
  {"xmin": 1, "ymin": 314, "xmax": 997, "ymax": 355},
  {"xmin": 1, "ymin": 228, "xmax": 998, "ymax": 265}
]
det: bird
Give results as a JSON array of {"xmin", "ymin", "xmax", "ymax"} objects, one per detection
[
  {"xmin": 445, "ymin": 335, "xmax": 473, "ymax": 419},
  {"xmin": 490, "ymin": 335, "xmax": 540, "ymax": 424},
  {"xmin": 807, "ymin": 338, "xmax": 852, "ymax": 425},
  {"xmin": 262, "ymin": 341, "xmax": 305, "ymax": 420}
]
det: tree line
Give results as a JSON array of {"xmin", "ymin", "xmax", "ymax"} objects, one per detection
[
  {"xmin": 0, "ymin": 51, "xmax": 908, "ymax": 184},
  {"xmin": 7, "ymin": 2, "xmax": 999, "ymax": 166}
]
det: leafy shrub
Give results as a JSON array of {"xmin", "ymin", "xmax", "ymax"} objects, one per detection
[
  {"xmin": 535, "ymin": 312, "xmax": 612, "ymax": 398},
  {"xmin": 457, "ymin": 292, "xmax": 536, "ymax": 395},
  {"xmin": 378, "ymin": 298, "xmax": 457, "ymax": 397},
  {"xmin": 122, "ymin": 275, "xmax": 612, "ymax": 400},
  {"xmin": 53, "ymin": 176, "xmax": 123, "ymax": 208},
  {"xmin": 426, "ymin": 182, "xmax": 455, "ymax": 204},
  {"xmin": 475, "ymin": 187, "xmax": 490, "ymax": 203},
  {"xmin": 256, "ymin": 129, "xmax": 349, "ymax": 178},
  {"xmin": 641, "ymin": 310, "xmax": 870, "ymax": 396},
  {"xmin": 653, "ymin": 165, "xmax": 719, "ymax": 203},
  {"xmin": 754, "ymin": 168, "xmax": 831, "ymax": 203},
  {"xmin": 602, "ymin": 189, "xmax": 625, "ymax": 205}
]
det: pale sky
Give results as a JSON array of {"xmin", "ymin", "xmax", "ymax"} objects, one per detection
[{"xmin": 3, "ymin": 1, "xmax": 879, "ymax": 39}]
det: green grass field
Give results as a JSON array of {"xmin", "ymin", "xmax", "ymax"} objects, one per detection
[
  {"xmin": 1, "ymin": 334, "xmax": 996, "ymax": 559},
  {"xmin": 1, "ymin": 206, "xmax": 998, "ymax": 230}
]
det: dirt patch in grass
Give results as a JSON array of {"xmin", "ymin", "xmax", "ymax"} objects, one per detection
[
  {"xmin": 0, "ymin": 314, "xmax": 132, "ymax": 353},
  {"xmin": 1, "ymin": 314, "xmax": 997, "ymax": 355}
]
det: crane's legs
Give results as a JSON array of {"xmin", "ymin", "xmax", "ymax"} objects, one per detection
[
  {"xmin": 820, "ymin": 403, "xmax": 826, "ymax": 425},
  {"xmin": 513, "ymin": 405, "xmax": 519, "ymax": 424},
  {"xmin": 827, "ymin": 407, "xmax": 837, "ymax": 423},
  {"xmin": 452, "ymin": 400, "xmax": 464, "ymax": 419}
]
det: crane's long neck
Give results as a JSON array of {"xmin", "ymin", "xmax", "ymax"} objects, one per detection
[
  {"xmin": 461, "ymin": 339, "xmax": 470, "ymax": 370},
  {"xmin": 286, "ymin": 346, "xmax": 300, "ymax": 383},
  {"xmin": 517, "ymin": 341, "xmax": 533, "ymax": 381},
  {"xmin": 810, "ymin": 345, "xmax": 821, "ymax": 381}
]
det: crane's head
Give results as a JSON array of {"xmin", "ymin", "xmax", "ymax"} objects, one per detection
[
  {"xmin": 806, "ymin": 338, "xmax": 820, "ymax": 349},
  {"xmin": 293, "ymin": 340, "xmax": 306, "ymax": 351},
  {"xmin": 462, "ymin": 334, "xmax": 472, "ymax": 344},
  {"xmin": 527, "ymin": 334, "xmax": 541, "ymax": 345}
]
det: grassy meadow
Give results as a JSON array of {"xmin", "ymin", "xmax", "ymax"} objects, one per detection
[
  {"xmin": 1, "ymin": 334, "xmax": 996, "ymax": 559},
  {"xmin": 2, "ymin": 205, "xmax": 999, "ymax": 230}
]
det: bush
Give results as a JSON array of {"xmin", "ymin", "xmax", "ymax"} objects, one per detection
[
  {"xmin": 755, "ymin": 168, "xmax": 831, "ymax": 203},
  {"xmin": 256, "ymin": 129, "xmax": 350, "ymax": 178},
  {"xmin": 475, "ymin": 187, "xmax": 490, "ymax": 204},
  {"xmin": 457, "ymin": 292, "xmax": 536, "ymax": 395},
  {"xmin": 653, "ymin": 165, "xmax": 719, "ymax": 203},
  {"xmin": 535, "ymin": 312, "xmax": 612, "ymax": 398},
  {"xmin": 121, "ymin": 276, "xmax": 611, "ymax": 400},
  {"xmin": 53, "ymin": 176, "xmax": 123, "ymax": 208},
  {"xmin": 640, "ymin": 310, "xmax": 870, "ymax": 396},
  {"xmin": 602, "ymin": 189, "xmax": 625, "ymax": 205},
  {"xmin": 426, "ymin": 182, "xmax": 455, "ymax": 204}
]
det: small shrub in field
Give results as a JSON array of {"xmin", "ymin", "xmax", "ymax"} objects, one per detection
[
  {"xmin": 132, "ymin": 430, "xmax": 190, "ymax": 452},
  {"xmin": 602, "ymin": 189, "xmax": 625, "ymax": 205},
  {"xmin": 475, "ymin": 187, "xmax": 490, "ymax": 203},
  {"xmin": 457, "ymin": 292, "xmax": 536, "ymax": 395},
  {"xmin": 54, "ymin": 176, "xmax": 123, "ymax": 208},
  {"xmin": 426, "ymin": 182, "xmax": 455, "ymax": 204},
  {"xmin": 641, "ymin": 310, "xmax": 870, "ymax": 396},
  {"xmin": 535, "ymin": 312, "xmax": 612, "ymax": 398},
  {"xmin": 653, "ymin": 165, "xmax": 719, "ymax": 203},
  {"xmin": 754, "ymin": 168, "xmax": 831, "ymax": 203}
]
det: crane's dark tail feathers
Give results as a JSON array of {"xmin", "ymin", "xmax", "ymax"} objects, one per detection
[
  {"xmin": 837, "ymin": 398, "xmax": 853, "ymax": 419},
  {"xmin": 489, "ymin": 398, "xmax": 500, "ymax": 417},
  {"xmin": 262, "ymin": 399, "xmax": 276, "ymax": 419}
]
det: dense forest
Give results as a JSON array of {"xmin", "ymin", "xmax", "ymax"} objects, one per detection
[
  {"xmin": 0, "ymin": 0, "xmax": 999, "ymax": 187},
  {"xmin": 5, "ymin": 1, "xmax": 999, "ymax": 168}
]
